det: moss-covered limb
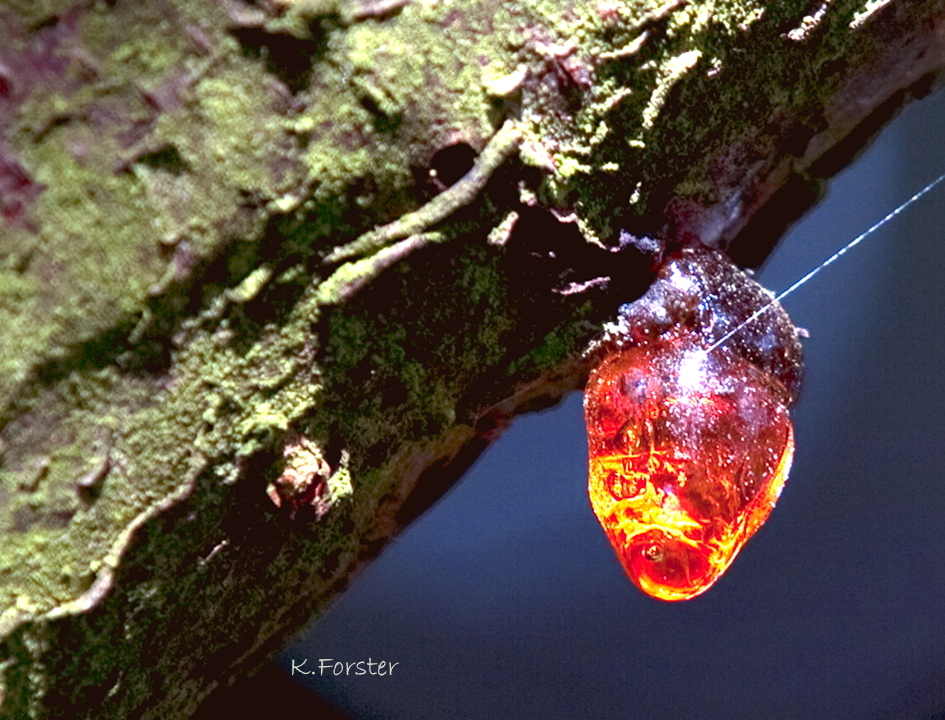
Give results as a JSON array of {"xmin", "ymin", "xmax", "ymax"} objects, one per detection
[{"xmin": 0, "ymin": 0, "xmax": 943, "ymax": 716}]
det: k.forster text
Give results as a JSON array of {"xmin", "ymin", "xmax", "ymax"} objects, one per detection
[{"xmin": 291, "ymin": 658, "xmax": 400, "ymax": 676}]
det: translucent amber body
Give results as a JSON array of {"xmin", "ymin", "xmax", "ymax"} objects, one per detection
[{"xmin": 585, "ymin": 331, "xmax": 794, "ymax": 601}]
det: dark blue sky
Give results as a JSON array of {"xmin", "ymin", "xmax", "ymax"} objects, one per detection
[{"xmin": 270, "ymin": 88, "xmax": 945, "ymax": 720}]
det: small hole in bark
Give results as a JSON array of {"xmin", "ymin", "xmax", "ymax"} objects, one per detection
[{"xmin": 430, "ymin": 142, "xmax": 477, "ymax": 188}]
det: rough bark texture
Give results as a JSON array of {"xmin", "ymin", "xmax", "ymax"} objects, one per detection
[{"xmin": 0, "ymin": 0, "xmax": 943, "ymax": 716}]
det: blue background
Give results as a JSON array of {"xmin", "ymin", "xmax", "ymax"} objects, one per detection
[{"xmin": 266, "ymin": 88, "xmax": 945, "ymax": 720}]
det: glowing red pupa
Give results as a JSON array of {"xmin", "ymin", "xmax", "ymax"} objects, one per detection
[{"xmin": 585, "ymin": 249, "xmax": 803, "ymax": 601}]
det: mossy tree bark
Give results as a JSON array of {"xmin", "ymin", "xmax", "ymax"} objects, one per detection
[{"xmin": 0, "ymin": 0, "xmax": 943, "ymax": 716}]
